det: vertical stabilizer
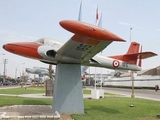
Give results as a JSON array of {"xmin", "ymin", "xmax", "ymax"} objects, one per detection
[
  {"xmin": 126, "ymin": 42, "xmax": 142, "ymax": 67},
  {"xmin": 109, "ymin": 41, "xmax": 156, "ymax": 67},
  {"xmin": 108, "ymin": 42, "xmax": 143, "ymax": 67},
  {"xmin": 126, "ymin": 42, "xmax": 141, "ymax": 54}
]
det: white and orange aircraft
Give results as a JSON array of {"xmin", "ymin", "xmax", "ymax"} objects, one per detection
[{"xmin": 3, "ymin": 20, "xmax": 157, "ymax": 71}]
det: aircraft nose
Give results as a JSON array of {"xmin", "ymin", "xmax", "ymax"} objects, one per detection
[
  {"xmin": 2, "ymin": 42, "xmax": 43, "ymax": 59},
  {"xmin": 3, "ymin": 44, "xmax": 6, "ymax": 50}
]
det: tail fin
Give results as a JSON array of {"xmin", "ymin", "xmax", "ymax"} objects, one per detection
[{"xmin": 109, "ymin": 42, "xmax": 157, "ymax": 67}]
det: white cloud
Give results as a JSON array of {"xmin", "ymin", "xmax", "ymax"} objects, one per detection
[
  {"xmin": 156, "ymin": 28, "xmax": 160, "ymax": 31},
  {"xmin": 119, "ymin": 21, "xmax": 133, "ymax": 26}
]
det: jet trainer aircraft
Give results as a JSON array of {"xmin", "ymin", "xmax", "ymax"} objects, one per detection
[
  {"xmin": 26, "ymin": 66, "xmax": 88, "ymax": 79},
  {"xmin": 26, "ymin": 67, "xmax": 52, "ymax": 76},
  {"xmin": 2, "ymin": 4, "xmax": 157, "ymax": 72},
  {"xmin": 3, "ymin": 24, "xmax": 157, "ymax": 71}
]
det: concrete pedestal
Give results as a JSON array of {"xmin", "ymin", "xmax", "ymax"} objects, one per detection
[
  {"xmin": 99, "ymin": 89, "xmax": 104, "ymax": 98},
  {"xmin": 91, "ymin": 89, "xmax": 100, "ymax": 99},
  {"xmin": 52, "ymin": 64, "xmax": 84, "ymax": 114}
]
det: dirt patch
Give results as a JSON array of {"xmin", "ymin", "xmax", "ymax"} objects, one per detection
[{"xmin": 0, "ymin": 105, "xmax": 72, "ymax": 120}]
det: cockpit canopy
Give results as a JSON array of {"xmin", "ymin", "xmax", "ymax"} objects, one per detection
[{"xmin": 35, "ymin": 38, "xmax": 62, "ymax": 48}]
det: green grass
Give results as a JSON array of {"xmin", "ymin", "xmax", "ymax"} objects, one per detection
[
  {"xmin": 0, "ymin": 87, "xmax": 45, "ymax": 94},
  {"xmin": 0, "ymin": 87, "xmax": 159, "ymax": 120},
  {"xmin": 83, "ymin": 89, "xmax": 91, "ymax": 94},
  {"xmin": 83, "ymin": 89, "xmax": 122, "ymax": 97},
  {"xmin": 72, "ymin": 97, "xmax": 160, "ymax": 120},
  {"xmin": 0, "ymin": 96, "xmax": 51, "ymax": 107}
]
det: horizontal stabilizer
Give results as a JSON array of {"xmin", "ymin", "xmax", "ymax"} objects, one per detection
[
  {"xmin": 108, "ymin": 41, "xmax": 157, "ymax": 67},
  {"xmin": 124, "ymin": 52, "xmax": 157, "ymax": 60}
]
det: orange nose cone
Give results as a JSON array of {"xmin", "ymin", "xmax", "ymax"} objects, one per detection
[{"xmin": 3, "ymin": 42, "xmax": 43, "ymax": 59}]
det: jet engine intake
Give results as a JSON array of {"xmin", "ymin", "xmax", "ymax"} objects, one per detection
[{"xmin": 46, "ymin": 50, "xmax": 57, "ymax": 58}]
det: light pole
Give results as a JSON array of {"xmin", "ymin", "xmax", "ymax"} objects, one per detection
[
  {"xmin": 15, "ymin": 63, "xmax": 25, "ymax": 82},
  {"xmin": 130, "ymin": 28, "xmax": 132, "ymax": 43},
  {"xmin": 3, "ymin": 59, "xmax": 8, "ymax": 83},
  {"xmin": 130, "ymin": 27, "xmax": 135, "ymax": 98},
  {"xmin": 0, "ymin": 54, "xmax": 5, "ymax": 84}
]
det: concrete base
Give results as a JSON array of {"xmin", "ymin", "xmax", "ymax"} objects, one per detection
[
  {"xmin": 99, "ymin": 89, "xmax": 104, "ymax": 98},
  {"xmin": 91, "ymin": 89, "xmax": 100, "ymax": 99},
  {"xmin": 52, "ymin": 64, "xmax": 84, "ymax": 114}
]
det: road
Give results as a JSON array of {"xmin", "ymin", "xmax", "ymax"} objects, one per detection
[
  {"xmin": 1, "ymin": 85, "xmax": 160, "ymax": 101},
  {"xmin": 87, "ymin": 86, "xmax": 160, "ymax": 101}
]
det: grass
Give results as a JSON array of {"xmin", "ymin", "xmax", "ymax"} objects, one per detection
[
  {"xmin": 0, "ymin": 87, "xmax": 45, "ymax": 94},
  {"xmin": 83, "ymin": 89, "xmax": 122, "ymax": 97},
  {"xmin": 0, "ymin": 87, "xmax": 160, "ymax": 120},
  {"xmin": 72, "ymin": 97, "xmax": 160, "ymax": 120},
  {"xmin": 0, "ymin": 96, "xmax": 52, "ymax": 107},
  {"xmin": 83, "ymin": 89, "xmax": 91, "ymax": 94},
  {"xmin": 0, "ymin": 95, "xmax": 159, "ymax": 120}
]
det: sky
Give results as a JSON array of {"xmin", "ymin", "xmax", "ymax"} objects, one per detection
[{"xmin": 0, "ymin": 0, "xmax": 160, "ymax": 78}]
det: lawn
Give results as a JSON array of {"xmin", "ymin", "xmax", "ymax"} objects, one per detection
[
  {"xmin": 0, "ymin": 96, "xmax": 52, "ymax": 107},
  {"xmin": 72, "ymin": 97, "xmax": 160, "ymax": 120},
  {"xmin": 0, "ymin": 87, "xmax": 160, "ymax": 120},
  {"xmin": 83, "ymin": 89, "xmax": 122, "ymax": 97},
  {"xmin": 0, "ymin": 87, "xmax": 45, "ymax": 94}
]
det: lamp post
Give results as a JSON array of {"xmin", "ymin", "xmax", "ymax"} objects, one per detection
[
  {"xmin": 15, "ymin": 63, "xmax": 25, "ymax": 82},
  {"xmin": 0, "ymin": 54, "xmax": 5, "ymax": 84},
  {"xmin": 3, "ymin": 59, "xmax": 8, "ymax": 83},
  {"xmin": 130, "ymin": 28, "xmax": 132, "ymax": 43},
  {"xmin": 130, "ymin": 27, "xmax": 135, "ymax": 98}
]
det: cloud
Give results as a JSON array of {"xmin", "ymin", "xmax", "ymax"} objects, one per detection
[
  {"xmin": 0, "ymin": 29, "xmax": 38, "ymax": 43},
  {"xmin": 156, "ymin": 28, "xmax": 160, "ymax": 31},
  {"xmin": 119, "ymin": 21, "xmax": 133, "ymax": 26},
  {"xmin": 118, "ymin": 21, "xmax": 145, "ymax": 30}
]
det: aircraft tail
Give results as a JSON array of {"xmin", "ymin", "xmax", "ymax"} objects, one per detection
[{"xmin": 109, "ymin": 42, "xmax": 157, "ymax": 67}]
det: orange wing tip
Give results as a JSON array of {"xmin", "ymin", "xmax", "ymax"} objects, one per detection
[{"xmin": 60, "ymin": 20, "xmax": 126, "ymax": 42}]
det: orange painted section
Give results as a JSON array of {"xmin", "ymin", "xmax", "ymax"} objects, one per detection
[
  {"xmin": 127, "ymin": 42, "xmax": 140, "ymax": 54},
  {"xmin": 60, "ymin": 20, "xmax": 126, "ymax": 42},
  {"xmin": 71, "ymin": 34, "xmax": 100, "ymax": 45},
  {"xmin": 108, "ymin": 42, "xmax": 157, "ymax": 66},
  {"xmin": 3, "ymin": 42, "xmax": 43, "ymax": 59},
  {"xmin": 109, "ymin": 42, "xmax": 141, "ymax": 65}
]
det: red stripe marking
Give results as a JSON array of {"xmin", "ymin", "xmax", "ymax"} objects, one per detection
[{"xmin": 71, "ymin": 34, "xmax": 100, "ymax": 45}]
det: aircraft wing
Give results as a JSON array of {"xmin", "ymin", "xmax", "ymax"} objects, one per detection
[{"xmin": 56, "ymin": 20, "xmax": 125, "ymax": 63}]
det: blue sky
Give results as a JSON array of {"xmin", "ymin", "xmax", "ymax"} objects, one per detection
[{"xmin": 0, "ymin": 0, "xmax": 160, "ymax": 78}]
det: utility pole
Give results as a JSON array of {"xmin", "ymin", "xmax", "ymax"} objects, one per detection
[
  {"xmin": 15, "ymin": 63, "xmax": 25, "ymax": 82},
  {"xmin": 130, "ymin": 28, "xmax": 132, "ymax": 43},
  {"xmin": 3, "ymin": 59, "xmax": 8, "ymax": 83},
  {"xmin": 130, "ymin": 27, "xmax": 135, "ymax": 98}
]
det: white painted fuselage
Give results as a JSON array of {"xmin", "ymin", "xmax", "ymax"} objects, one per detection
[{"xmin": 36, "ymin": 38, "xmax": 141, "ymax": 71}]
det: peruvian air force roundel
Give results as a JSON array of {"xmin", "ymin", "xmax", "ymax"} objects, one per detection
[{"xmin": 112, "ymin": 60, "xmax": 120, "ymax": 68}]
